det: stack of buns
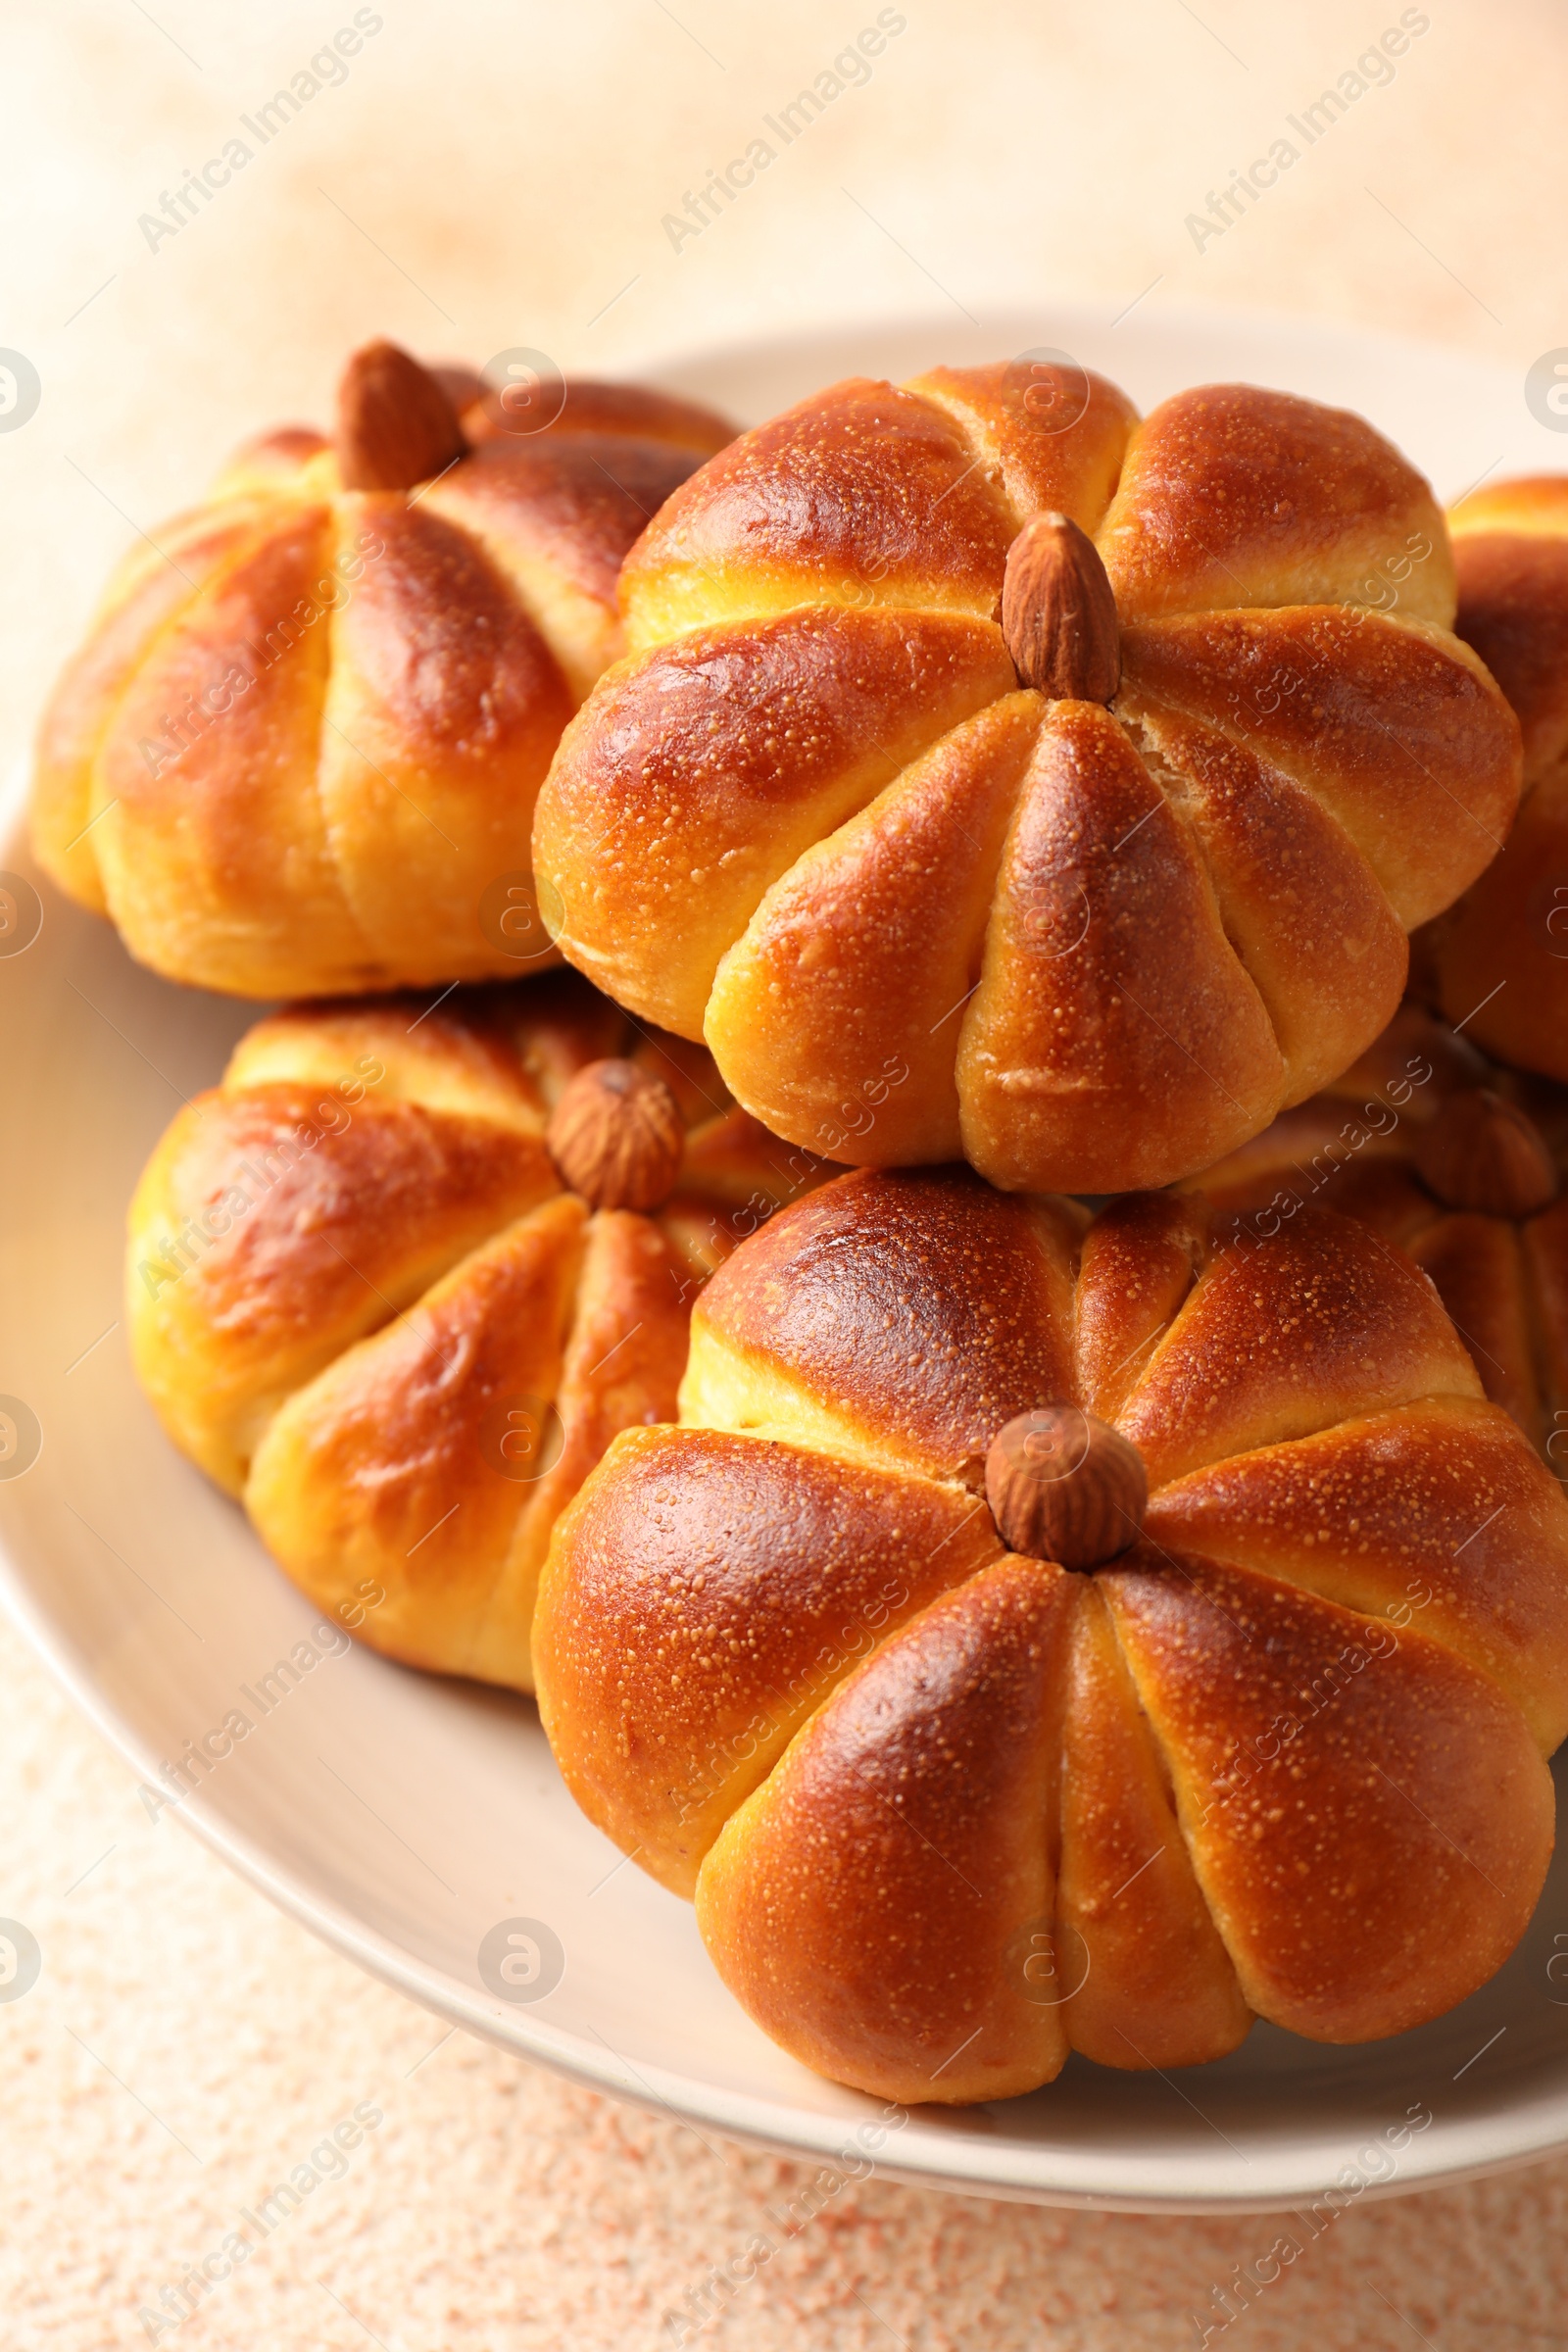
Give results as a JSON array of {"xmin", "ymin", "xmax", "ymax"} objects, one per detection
[{"xmin": 34, "ymin": 342, "xmax": 1568, "ymax": 2103}]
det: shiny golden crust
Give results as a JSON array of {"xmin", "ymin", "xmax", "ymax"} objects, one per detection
[
  {"xmin": 1446, "ymin": 520, "xmax": 1568, "ymax": 773},
  {"xmin": 31, "ymin": 502, "xmax": 277, "ymax": 910},
  {"xmin": 706, "ymin": 695, "xmax": 1039, "ymax": 1165},
  {"xmin": 539, "ymin": 608, "xmax": 1015, "ymax": 1036},
  {"xmin": 1149, "ymin": 1399, "xmax": 1568, "ymax": 1748},
  {"xmin": 1116, "ymin": 697, "xmax": 1405, "ymax": 1102},
  {"xmin": 906, "ymin": 361, "xmax": 1138, "ymax": 532},
  {"xmin": 1055, "ymin": 1583, "xmax": 1250, "ymax": 2069},
  {"xmin": 682, "ymin": 1166, "xmax": 1082, "ymax": 1479},
  {"xmin": 1101, "ymin": 1549, "xmax": 1550, "ymax": 2043},
  {"xmin": 127, "ymin": 970, "xmax": 831, "ymax": 1690},
  {"xmin": 247, "ymin": 1194, "xmax": 590, "ymax": 1684},
  {"xmin": 1115, "ymin": 1210, "xmax": 1472, "ymax": 1484},
  {"xmin": 534, "ymin": 1167, "xmax": 1568, "ymax": 2102},
  {"xmin": 1116, "ymin": 609, "xmax": 1518, "ymax": 928},
  {"xmin": 534, "ymin": 1426, "xmax": 1003, "ymax": 1893},
  {"xmin": 618, "ymin": 376, "xmax": 1025, "ymax": 639},
  {"xmin": 425, "ymin": 436, "xmax": 719, "ymax": 703},
  {"xmin": 33, "ymin": 374, "xmax": 735, "ymax": 998},
  {"xmin": 696, "ymin": 1557, "xmax": 1075, "ymax": 2104},
  {"xmin": 1098, "ymin": 385, "xmax": 1456, "ymax": 622},
  {"xmin": 1449, "ymin": 475, "xmax": 1568, "ymax": 542},
  {"xmin": 1419, "ymin": 478, "xmax": 1568, "ymax": 1080},
  {"xmin": 131, "ymin": 1085, "xmax": 559, "ymax": 1493},
  {"xmin": 537, "ymin": 366, "xmax": 1517, "ymax": 1191},
  {"xmin": 1189, "ymin": 1002, "xmax": 1568, "ymax": 1475},
  {"xmin": 956, "ymin": 697, "xmax": 1285, "ymax": 1191}
]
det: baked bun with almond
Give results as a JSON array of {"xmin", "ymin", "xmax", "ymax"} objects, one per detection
[
  {"xmin": 127, "ymin": 970, "xmax": 827, "ymax": 1689},
  {"xmin": 533, "ymin": 364, "xmax": 1521, "ymax": 1192},
  {"xmin": 533, "ymin": 1166, "xmax": 1568, "ymax": 2104},
  {"xmin": 1190, "ymin": 1001, "xmax": 1568, "ymax": 1473},
  {"xmin": 1418, "ymin": 477, "xmax": 1568, "ymax": 1080},
  {"xmin": 34, "ymin": 341, "xmax": 733, "ymax": 998}
]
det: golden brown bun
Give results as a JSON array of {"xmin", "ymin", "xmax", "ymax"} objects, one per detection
[
  {"xmin": 127, "ymin": 969, "xmax": 830, "ymax": 1690},
  {"xmin": 34, "ymin": 351, "xmax": 734, "ymax": 998},
  {"xmin": 534, "ymin": 368, "xmax": 1519, "ymax": 1192},
  {"xmin": 1188, "ymin": 1001, "xmax": 1568, "ymax": 1474},
  {"xmin": 462, "ymin": 376, "xmax": 741, "ymax": 459},
  {"xmin": 1417, "ymin": 478, "xmax": 1568, "ymax": 1080},
  {"xmin": 534, "ymin": 1167, "xmax": 1568, "ymax": 2102}
]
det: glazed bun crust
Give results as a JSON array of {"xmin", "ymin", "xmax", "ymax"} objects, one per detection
[
  {"xmin": 1191, "ymin": 1002, "xmax": 1568, "ymax": 1474},
  {"xmin": 683, "ymin": 1166, "xmax": 1082, "ymax": 1477},
  {"xmin": 535, "ymin": 365, "xmax": 1519, "ymax": 1192},
  {"xmin": 35, "ymin": 373, "xmax": 733, "ymax": 998},
  {"xmin": 1421, "ymin": 479, "xmax": 1568, "ymax": 1080},
  {"xmin": 1095, "ymin": 384, "xmax": 1456, "ymax": 621},
  {"xmin": 532, "ymin": 1424, "xmax": 1004, "ymax": 1890},
  {"xmin": 535, "ymin": 1170, "xmax": 1568, "ymax": 2103},
  {"xmin": 537, "ymin": 608, "xmax": 1017, "ymax": 1040},
  {"xmin": 1100, "ymin": 1544, "xmax": 1548, "ymax": 2045},
  {"xmin": 698, "ymin": 1558, "xmax": 1076, "ymax": 2103},
  {"xmin": 128, "ymin": 971, "xmax": 829, "ymax": 1690}
]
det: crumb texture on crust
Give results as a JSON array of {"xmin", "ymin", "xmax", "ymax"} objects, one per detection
[
  {"xmin": 533, "ymin": 1169, "xmax": 1568, "ymax": 2103},
  {"xmin": 534, "ymin": 364, "xmax": 1520, "ymax": 1192}
]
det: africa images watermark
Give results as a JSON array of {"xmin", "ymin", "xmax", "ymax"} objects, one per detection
[
  {"xmin": 1186, "ymin": 8, "xmax": 1432, "ymax": 254},
  {"xmin": 136, "ymin": 1588, "xmax": 386, "ymax": 1826},
  {"xmin": 662, "ymin": 2102, "xmax": 909, "ymax": 2344},
  {"xmin": 662, "ymin": 9, "xmax": 907, "ymax": 252},
  {"xmin": 1188, "ymin": 2100, "xmax": 1436, "ymax": 2344},
  {"xmin": 1229, "ymin": 1044, "xmax": 1437, "ymax": 1254},
  {"xmin": 666, "ymin": 1138, "xmax": 829, "ymax": 1313},
  {"xmin": 137, "ymin": 2098, "xmax": 384, "ymax": 2342},
  {"xmin": 136, "ymin": 10, "xmax": 386, "ymax": 255}
]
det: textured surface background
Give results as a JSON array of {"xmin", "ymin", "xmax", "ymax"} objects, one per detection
[{"xmin": 5, "ymin": 3, "xmax": 1568, "ymax": 2345}]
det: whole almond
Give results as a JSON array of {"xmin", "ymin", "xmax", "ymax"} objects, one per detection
[
  {"xmin": 1413, "ymin": 1088, "xmax": 1559, "ymax": 1218},
  {"xmin": 547, "ymin": 1058, "xmax": 686, "ymax": 1212},
  {"xmin": 1001, "ymin": 512, "xmax": 1120, "ymax": 702},
  {"xmin": 985, "ymin": 1405, "xmax": 1146, "ymax": 1570},
  {"xmin": 335, "ymin": 339, "xmax": 468, "ymax": 492}
]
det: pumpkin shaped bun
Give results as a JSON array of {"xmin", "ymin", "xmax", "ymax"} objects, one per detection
[
  {"xmin": 1418, "ymin": 476, "xmax": 1568, "ymax": 1081},
  {"xmin": 533, "ymin": 364, "xmax": 1521, "ymax": 1193},
  {"xmin": 534, "ymin": 1166, "xmax": 1568, "ymax": 2103},
  {"xmin": 1191, "ymin": 1001, "xmax": 1568, "ymax": 1474},
  {"xmin": 34, "ymin": 342, "xmax": 733, "ymax": 998},
  {"xmin": 127, "ymin": 969, "xmax": 828, "ymax": 1688}
]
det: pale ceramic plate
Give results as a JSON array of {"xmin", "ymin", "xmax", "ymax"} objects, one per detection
[{"xmin": 4, "ymin": 307, "xmax": 1568, "ymax": 2215}]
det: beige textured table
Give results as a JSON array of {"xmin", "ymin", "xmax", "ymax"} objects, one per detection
[{"xmin": 6, "ymin": 3, "xmax": 1568, "ymax": 2344}]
